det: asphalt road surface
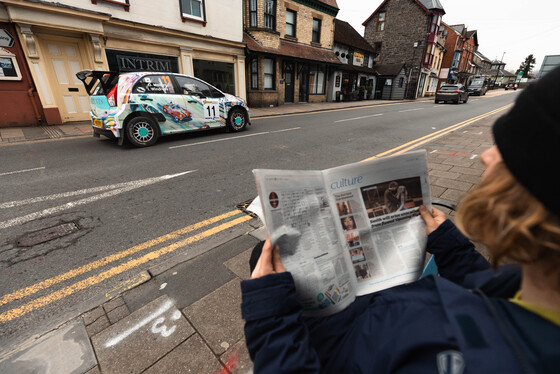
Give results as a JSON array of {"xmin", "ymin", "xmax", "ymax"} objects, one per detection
[{"xmin": 0, "ymin": 91, "xmax": 518, "ymax": 354}]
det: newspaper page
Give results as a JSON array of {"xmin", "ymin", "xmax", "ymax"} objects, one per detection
[
  {"xmin": 253, "ymin": 170, "xmax": 357, "ymax": 316},
  {"xmin": 322, "ymin": 150, "xmax": 431, "ymax": 296}
]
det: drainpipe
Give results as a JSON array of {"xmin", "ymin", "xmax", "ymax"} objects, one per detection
[{"xmin": 27, "ymin": 87, "xmax": 42, "ymax": 123}]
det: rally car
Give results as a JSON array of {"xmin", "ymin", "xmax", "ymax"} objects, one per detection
[{"xmin": 76, "ymin": 70, "xmax": 250, "ymax": 147}]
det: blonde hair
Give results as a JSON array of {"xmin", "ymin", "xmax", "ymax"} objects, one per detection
[{"xmin": 456, "ymin": 162, "xmax": 560, "ymax": 271}]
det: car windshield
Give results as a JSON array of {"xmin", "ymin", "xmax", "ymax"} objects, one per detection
[{"xmin": 469, "ymin": 78, "xmax": 484, "ymax": 87}]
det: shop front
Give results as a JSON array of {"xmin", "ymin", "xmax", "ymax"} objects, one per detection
[{"xmin": 1, "ymin": 1, "xmax": 245, "ymax": 126}]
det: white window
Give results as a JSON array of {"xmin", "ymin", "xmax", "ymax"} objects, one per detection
[
  {"xmin": 181, "ymin": 0, "xmax": 205, "ymax": 21},
  {"xmin": 0, "ymin": 49, "xmax": 22, "ymax": 81},
  {"xmin": 264, "ymin": 58, "xmax": 275, "ymax": 89}
]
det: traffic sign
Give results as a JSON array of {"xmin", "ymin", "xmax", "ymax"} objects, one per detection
[{"xmin": 0, "ymin": 29, "xmax": 14, "ymax": 48}]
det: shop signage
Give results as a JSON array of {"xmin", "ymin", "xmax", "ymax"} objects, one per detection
[
  {"xmin": 0, "ymin": 29, "xmax": 14, "ymax": 48},
  {"xmin": 354, "ymin": 52, "xmax": 364, "ymax": 66},
  {"xmin": 117, "ymin": 55, "xmax": 173, "ymax": 72}
]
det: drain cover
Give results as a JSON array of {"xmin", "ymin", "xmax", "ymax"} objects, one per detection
[{"xmin": 17, "ymin": 222, "xmax": 80, "ymax": 247}]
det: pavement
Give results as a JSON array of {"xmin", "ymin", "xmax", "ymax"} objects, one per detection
[{"xmin": 0, "ymin": 90, "xmax": 511, "ymax": 373}]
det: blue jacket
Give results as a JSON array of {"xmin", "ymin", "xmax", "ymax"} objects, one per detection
[{"xmin": 241, "ymin": 220, "xmax": 560, "ymax": 373}]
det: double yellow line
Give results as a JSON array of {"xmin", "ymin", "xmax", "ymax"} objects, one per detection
[
  {"xmin": 364, "ymin": 104, "xmax": 512, "ymax": 161},
  {"xmin": 0, "ymin": 210, "xmax": 252, "ymax": 322}
]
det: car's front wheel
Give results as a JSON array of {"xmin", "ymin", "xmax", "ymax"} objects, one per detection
[
  {"xmin": 227, "ymin": 108, "xmax": 247, "ymax": 132},
  {"xmin": 125, "ymin": 116, "xmax": 159, "ymax": 147}
]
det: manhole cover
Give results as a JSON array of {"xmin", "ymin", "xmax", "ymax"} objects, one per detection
[{"xmin": 17, "ymin": 222, "xmax": 80, "ymax": 247}]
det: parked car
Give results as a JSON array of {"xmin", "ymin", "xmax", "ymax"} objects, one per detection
[
  {"xmin": 76, "ymin": 70, "xmax": 250, "ymax": 147},
  {"xmin": 505, "ymin": 82, "xmax": 518, "ymax": 90},
  {"xmin": 466, "ymin": 77, "xmax": 488, "ymax": 96},
  {"xmin": 435, "ymin": 84, "xmax": 469, "ymax": 104}
]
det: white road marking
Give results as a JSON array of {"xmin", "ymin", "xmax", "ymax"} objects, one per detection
[
  {"xmin": 168, "ymin": 128, "xmax": 301, "ymax": 149},
  {"xmin": 470, "ymin": 154, "xmax": 478, "ymax": 160},
  {"xmin": 0, "ymin": 167, "xmax": 46, "ymax": 176},
  {"xmin": 398, "ymin": 108, "xmax": 424, "ymax": 113},
  {"xmin": 0, "ymin": 171, "xmax": 196, "ymax": 229},
  {"xmin": 105, "ymin": 299, "xmax": 174, "ymax": 347},
  {"xmin": 334, "ymin": 113, "xmax": 383, "ymax": 123}
]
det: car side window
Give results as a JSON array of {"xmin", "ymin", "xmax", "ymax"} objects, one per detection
[
  {"xmin": 132, "ymin": 75, "xmax": 175, "ymax": 94},
  {"xmin": 174, "ymin": 76, "xmax": 212, "ymax": 98}
]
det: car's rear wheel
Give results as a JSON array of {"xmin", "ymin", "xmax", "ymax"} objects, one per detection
[
  {"xmin": 227, "ymin": 108, "xmax": 247, "ymax": 132},
  {"xmin": 463, "ymin": 96, "xmax": 468, "ymax": 103},
  {"xmin": 434, "ymin": 99, "xmax": 439, "ymax": 104},
  {"xmin": 126, "ymin": 116, "xmax": 159, "ymax": 147}
]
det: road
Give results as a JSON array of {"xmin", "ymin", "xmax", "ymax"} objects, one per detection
[{"xmin": 0, "ymin": 91, "xmax": 517, "ymax": 354}]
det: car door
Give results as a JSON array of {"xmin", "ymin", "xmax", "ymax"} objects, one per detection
[
  {"xmin": 174, "ymin": 75, "xmax": 225, "ymax": 130},
  {"xmin": 130, "ymin": 74, "xmax": 197, "ymax": 134}
]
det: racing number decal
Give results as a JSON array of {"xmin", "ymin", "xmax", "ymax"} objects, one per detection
[
  {"xmin": 204, "ymin": 101, "xmax": 220, "ymax": 120},
  {"xmin": 161, "ymin": 75, "xmax": 172, "ymax": 86}
]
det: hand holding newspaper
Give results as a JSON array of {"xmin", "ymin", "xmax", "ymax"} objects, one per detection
[{"xmin": 252, "ymin": 150, "xmax": 432, "ymax": 317}]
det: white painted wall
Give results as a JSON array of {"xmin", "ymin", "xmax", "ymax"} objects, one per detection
[{"xmin": 38, "ymin": 0, "xmax": 243, "ymax": 42}]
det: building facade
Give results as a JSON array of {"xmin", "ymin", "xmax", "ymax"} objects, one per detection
[
  {"xmin": 0, "ymin": 0, "xmax": 246, "ymax": 126},
  {"xmin": 331, "ymin": 19, "xmax": 377, "ymax": 102},
  {"xmin": 363, "ymin": 0, "xmax": 445, "ymax": 99},
  {"xmin": 438, "ymin": 23, "xmax": 478, "ymax": 86},
  {"xmin": 243, "ymin": 0, "xmax": 340, "ymax": 107}
]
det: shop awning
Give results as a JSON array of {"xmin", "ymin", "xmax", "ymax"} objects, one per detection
[{"xmin": 244, "ymin": 33, "xmax": 341, "ymax": 65}]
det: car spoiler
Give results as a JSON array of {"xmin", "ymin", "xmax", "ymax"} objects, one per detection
[{"xmin": 76, "ymin": 70, "xmax": 119, "ymax": 96}]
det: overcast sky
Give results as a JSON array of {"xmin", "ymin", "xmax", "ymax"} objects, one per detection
[{"xmin": 335, "ymin": 0, "xmax": 560, "ymax": 73}]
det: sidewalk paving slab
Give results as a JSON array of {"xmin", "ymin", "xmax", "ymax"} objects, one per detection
[
  {"xmin": 91, "ymin": 295, "xmax": 194, "ymax": 374},
  {"xmin": 0, "ymin": 319, "xmax": 96, "ymax": 374}
]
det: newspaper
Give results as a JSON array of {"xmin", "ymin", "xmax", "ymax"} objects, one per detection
[{"xmin": 252, "ymin": 150, "xmax": 431, "ymax": 317}]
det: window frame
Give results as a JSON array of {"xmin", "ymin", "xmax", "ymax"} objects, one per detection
[
  {"xmin": 309, "ymin": 64, "xmax": 326, "ymax": 95},
  {"xmin": 132, "ymin": 74, "xmax": 177, "ymax": 95},
  {"xmin": 312, "ymin": 18, "xmax": 322, "ymax": 43},
  {"xmin": 264, "ymin": 0, "xmax": 276, "ymax": 31},
  {"xmin": 250, "ymin": 58, "xmax": 259, "ymax": 89},
  {"xmin": 0, "ymin": 52, "xmax": 23, "ymax": 81},
  {"xmin": 285, "ymin": 9, "xmax": 297, "ymax": 37},
  {"xmin": 264, "ymin": 58, "xmax": 275, "ymax": 90},
  {"xmin": 249, "ymin": 0, "xmax": 258, "ymax": 27},
  {"xmin": 377, "ymin": 12, "xmax": 386, "ymax": 31},
  {"xmin": 180, "ymin": 0, "xmax": 206, "ymax": 23}
]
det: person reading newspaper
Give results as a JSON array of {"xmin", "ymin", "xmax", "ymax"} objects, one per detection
[{"xmin": 241, "ymin": 66, "xmax": 560, "ymax": 374}]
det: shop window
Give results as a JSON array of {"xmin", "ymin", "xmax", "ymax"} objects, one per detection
[
  {"xmin": 250, "ymin": 59, "xmax": 258, "ymax": 89},
  {"xmin": 193, "ymin": 59, "xmax": 235, "ymax": 95},
  {"xmin": 309, "ymin": 64, "xmax": 325, "ymax": 94},
  {"xmin": 286, "ymin": 9, "xmax": 297, "ymax": 37},
  {"xmin": 264, "ymin": 0, "xmax": 276, "ymax": 30},
  {"xmin": 377, "ymin": 12, "xmax": 386, "ymax": 31},
  {"xmin": 249, "ymin": 0, "xmax": 258, "ymax": 27},
  {"xmin": 264, "ymin": 58, "xmax": 275, "ymax": 89},
  {"xmin": 180, "ymin": 0, "xmax": 205, "ymax": 22},
  {"xmin": 0, "ymin": 50, "xmax": 22, "ymax": 81},
  {"xmin": 312, "ymin": 18, "xmax": 321, "ymax": 43},
  {"xmin": 132, "ymin": 75, "xmax": 175, "ymax": 94}
]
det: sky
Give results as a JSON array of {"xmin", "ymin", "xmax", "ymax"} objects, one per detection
[{"xmin": 335, "ymin": 0, "xmax": 560, "ymax": 73}]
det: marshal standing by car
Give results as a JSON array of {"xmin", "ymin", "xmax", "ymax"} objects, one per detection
[{"xmin": 77, "ymin": 70, "xmax": 251, "ymax": 147}]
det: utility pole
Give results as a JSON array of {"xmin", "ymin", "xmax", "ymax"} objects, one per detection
[
  {"xmin": 406, "ymin": 41, "xmax": 419, "ymax": 99},
  {"xmin": 494, "ymin": 51, "xmax": 505, "ymax": 88}
]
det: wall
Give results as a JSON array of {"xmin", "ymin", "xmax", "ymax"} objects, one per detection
[{"xmin": 38, "ymin": 0, "xmax": 243, "ymax": 43}]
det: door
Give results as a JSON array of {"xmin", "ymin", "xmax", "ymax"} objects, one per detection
[
  {"xmin": 38, "ymin": 35, "xmax": 90, "ymax": 122},
  {"xmin": 174, "ymin": 75, "xmax": 225, "ymax": 130},
  {"xmin": 298, "ymin": 64, "xmax": 309, "ymax": 102},
  {"xmin": 284, "ymin": 62, "xmax": 294, "ymax": 103},
  {"xmin": 374, "ymin": 78, "xmax": 386, "ymax": 99}
]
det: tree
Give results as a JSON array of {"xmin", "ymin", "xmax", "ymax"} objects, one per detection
[{"xmin": 516, "ymin": 54, "xmax": 536, "ymax": 78}]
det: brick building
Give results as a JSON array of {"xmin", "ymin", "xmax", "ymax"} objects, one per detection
[
  {"xmin": 243, "ymin": 0, "xmax": 341, "ymax": 107},
  {"xmin": 438, "ymin": 23, "xmax": 478, "ymax": 86},
  {"xmin": 363, "ymin": 0, "xmax": 445, "ymax": 99}
]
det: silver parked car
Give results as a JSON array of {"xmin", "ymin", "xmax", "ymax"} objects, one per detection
[{"xmin": 435, "ymin": 84, "xmax": 469, "ymax": 104}]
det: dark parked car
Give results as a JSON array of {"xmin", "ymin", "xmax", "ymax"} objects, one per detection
[
  {"xmin": 467, "ymin": 77, "xmax": 488, "ymax": 96},
  {"xmin": 435, "ymin": 84, "xmax": 469, "ymax": 104},
  {"xmin": 505, "ymin": 82, "xmax": 518, "ymax": 90}
]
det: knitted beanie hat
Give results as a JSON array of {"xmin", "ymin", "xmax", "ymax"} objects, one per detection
[{"xmin": 492, "ymin": 65, "xmax": 560, "ymax": 216}]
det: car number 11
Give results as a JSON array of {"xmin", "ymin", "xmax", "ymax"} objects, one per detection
[{"xmin": 203, "ymin": 101, "xmax": 220, "ymax": 120}]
